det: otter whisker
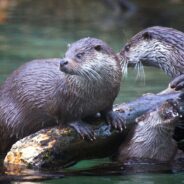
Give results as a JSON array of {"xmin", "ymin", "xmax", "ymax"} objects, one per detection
[
  {"xmin": 79, "ymin": 70, "xmax": 92, "ymax": 81},
  {"xmin": 121, "ymin": 60, "xmax": 128, "ymax": 78},
  {"xmin": 78, "ymin": 70, "xmax": 90, "ymax": 80},
  {"xmin": 75, "ymin": 66, "xmax": 96, "ymax": 82},
  {"xmin": 134, "ymin": 62, "xmax": 145, "ymax": 83},
  {"xmin": 83, "ymin": 69, "xmax": 98, "ymax": 81},
  {"xmin": 139, "ymin": 62, "xmax": 145, "ymax": 82},
  {"xmin": 134, "ymin": 62, "xmax": 140, "ymax": 80},
  {"xmin": 82, "ymin": 66, "xmax": 102, "ymax": 81},
  {"xmin": 81, "ymin": 68, "xmax": 98, "ymax": 82},
  {"xmin": 89, "ymin": 68, "xmax": 102, "ymax": 81}
]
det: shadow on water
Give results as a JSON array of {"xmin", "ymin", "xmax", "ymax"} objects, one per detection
[
  {"xmin": 0, "ymin": 0, "xmax": 184, "ymax": 183},
  {"xmin": 1, "ymin": 159, "xmax": 184, "ymax": 182}
]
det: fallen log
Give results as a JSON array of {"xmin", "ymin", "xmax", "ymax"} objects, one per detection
[{"xmin": 4, "ymin": 89, "xmax": 183, "ymax": 170}]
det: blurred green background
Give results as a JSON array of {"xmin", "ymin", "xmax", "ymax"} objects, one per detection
[{"xmin": 1, "ymin": 0, "xmax": 184, "ymax": 102}]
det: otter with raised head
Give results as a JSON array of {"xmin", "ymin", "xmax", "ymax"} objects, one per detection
[
  {"xmin": 119, "ymin": 26, "xmax": 184, "ymax": 89},
  {"xmin": 118, "ymin": 26, "xmax": 184, "ymax": 142},
  {"xmin": 0, "ymin": 37, "xmax": 123, "ymax": 154},
  {"xmin": 118, "ymin": 100, "xmax": 179, "ymax": 163}
]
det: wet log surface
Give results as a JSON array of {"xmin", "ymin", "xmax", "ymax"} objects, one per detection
[{"xmin": 4, "ymin": 89, "xmax": 183, "ymax": 170}]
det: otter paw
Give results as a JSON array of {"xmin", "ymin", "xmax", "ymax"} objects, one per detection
[
  {"xmin": 170, "ymin": 74, "xmax": 184, "ymax": 91},
  {"xmin": 70, "ymin": 121, "xmax": 96, "ymax": 141},
  {"xmin": 106, "ymin": 111, "xmax": 125, "ymax": 132}
]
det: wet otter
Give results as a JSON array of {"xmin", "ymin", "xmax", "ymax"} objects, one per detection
[
  {"xmin": 119, "ymin": 26, "xmax": 184, "ymax": 89},
  {"xmin": 119, "ymin": 26, "xmax": 184, "ymax": 141},
  {"xmin": 118, "ymin": 100, "xmax": 179, "ymax": 163},
  {"xmin": 0, "ymin": 37, "xmax": 123, "ymax": 154}
]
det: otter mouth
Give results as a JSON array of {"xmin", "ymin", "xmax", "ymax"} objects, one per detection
[
  {"xmin": 61, "ymin": 65, "xmax": 102, "ymax": 82},
  {"xmin": 127, "ymin": 59, "xmax": 150, "ymax": 67},
  {"xmin": 60, "ymin": 61, "xmax": 103, "ymax": 82},
  {"xmin": 120, "ymin": 56, "xmax": 145, "ymax": 81},
  {"xmin": 60, "ymin": 66, "xmax": 76, "ymax": 75},
  {"xmin": 60, "ymin": 61, "xmax": 78, "ymax": 76}
]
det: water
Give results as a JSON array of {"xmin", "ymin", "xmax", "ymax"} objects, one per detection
[
  {"xmin": 0, "ymin": 0, "xmax": 184, "ymax": 183},
  {"xmin": 43, "ymin": 174, "xmax": 184, "ymax": 184}
]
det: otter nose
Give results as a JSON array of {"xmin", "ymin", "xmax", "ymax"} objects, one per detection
[{"xmin": 60, "ymin": 60, "xmax": 68, "ymax": 68}]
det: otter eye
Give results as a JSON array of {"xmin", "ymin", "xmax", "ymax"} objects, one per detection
[
  {"xmin": 76, "ymin": 52, "xmax": 84, "ymax": 59},
  {"xmin": 124, "ymin": 44, "xmax": 130, "ymax": 52},
  {"xmin": 142, "ymin": 31, "xmax": 152, "ymax": 40},
  {"xmin": 94, "ymin": 45, "xmax": 102, "ymax": 51}
]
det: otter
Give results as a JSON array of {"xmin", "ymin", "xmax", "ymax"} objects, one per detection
[
  {"xmin": 0, "ymin": 37, "xmax": 124, "ymax": 154},
  {"xmin": 118, "ymin": 100, "xmax": 179, "ymax": 163},
  {"xmin": 119, "ymin": 26, "xmax": 184, "ymax": 89}
]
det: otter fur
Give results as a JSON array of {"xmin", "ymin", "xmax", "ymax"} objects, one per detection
[
  {"xmin": 118, "ymin": 100, "xmax": 179, "ymax": 163},
  {"xmin": 119, "ymin": 26, "xmax": 184, "ymax": 89},
  {"xmin": 0, "ymin": 37, "xmax": 123, "ymax": 154}
]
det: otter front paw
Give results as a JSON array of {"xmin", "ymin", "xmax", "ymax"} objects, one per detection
[
  {"xmin": 105, "ymin": 111, "xmax": 125, "ymax": 132},
  {"xmin": 170, "ymin": 74, "xmax": 184, "ymax": 91},
  {"xmin": 70, "ymin": 121, "xmax": 96, "ymax": 141}
]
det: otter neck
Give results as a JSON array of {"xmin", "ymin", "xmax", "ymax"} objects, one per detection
[
  {"xmin": 145, "ymin": 56, "xmax": 182, "ymax": 78},
  {"xmin": 135, "ymin": 112, "xmax": 175, "ymax": 140},
  {"xmin": 142, "ymin": 42, "xmax": 184, "ymax": 78}
]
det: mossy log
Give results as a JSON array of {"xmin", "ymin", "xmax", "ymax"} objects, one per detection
[{"xmin": 4, "ymin": 89, "xmax": 182, "ymax": 169}]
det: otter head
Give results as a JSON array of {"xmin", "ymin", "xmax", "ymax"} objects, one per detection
[
  {"xmin": 119, "ymin": 26, "xmax": 178, "ymax": 78},
  {"xmin": 135, "ymin": 100, "xmax": 179, "ymax": 136},
  {"xmin": 120, "ymin": 31, "xmax": 158, "ymax": 66},
  {"xmin": 158, "ymin": 100, "xmax": 179, "ymax": 126},
  {"xmin": 60, "ymin": 37, "xmax": 121, "ymax": 81}
]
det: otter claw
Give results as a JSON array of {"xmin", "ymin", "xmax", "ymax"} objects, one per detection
[
  {"xmin": 70, "ymin": 121, "xmax": 95, "ymax": 141},
  {"xmin": 106, "ymin": 111, "xmax": 125, "ymax": 131},
  {"xmin": 170, "ymin": 74, "xmax": 184, "ymax": 91}
]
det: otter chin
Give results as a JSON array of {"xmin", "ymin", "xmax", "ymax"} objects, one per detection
[{"xmin": 0, "ymin": 37, "xmax": 123, "ymax": 154}]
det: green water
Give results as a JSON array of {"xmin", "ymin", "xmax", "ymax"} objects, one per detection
[{"xmin": 0, "ymin": 0, "xmax": 184, "ymax": 183}]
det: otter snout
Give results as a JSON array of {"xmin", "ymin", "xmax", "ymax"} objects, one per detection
[
  {"xmin": 60, "ymin": 59, "xmax": 68, "ymax": 68},
  {"xmin": 60, "ymin": 59, "xmax": 69, "ymax": 73}
]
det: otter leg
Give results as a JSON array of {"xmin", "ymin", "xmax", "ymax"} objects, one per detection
[
  {"xmin": 101, "ymin": 109, "xmax": 125, "ymax": 132},
  {"xmin": 170, "ymin": 74, "xmax": 184, "ymax": 90},
  {"xmin": 69, "ymin": 121, "xmax": 95, "ymax": 141}
]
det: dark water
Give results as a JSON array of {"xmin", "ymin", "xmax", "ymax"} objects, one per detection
[
  {"xmin": 0, "ymin": 0, "xmax": 184, "ymax": 183},
  {"xmin": 44, "ymin": 174, "xmax": 184, "ymax": 184}
]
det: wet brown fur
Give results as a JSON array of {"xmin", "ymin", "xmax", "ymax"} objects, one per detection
[
  {"xmin": 0, "ymin": 38, "xmax": 122, "ymax": 154},
  {"xmin": 118, "ymin": 101, "xmax": 179, "ymax": 163},
  {"xmin": 119, "ymin": 26, "xmax": 184, "ymax": 78}
]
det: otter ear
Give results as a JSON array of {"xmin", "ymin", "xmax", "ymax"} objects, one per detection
[
  {"xmin": 142, "ymin": 31, "xmax": 152, "ymax": 40},
  {"xmin": 94, "ymin": 45, "xmax": 102, "ymax": 51}
]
